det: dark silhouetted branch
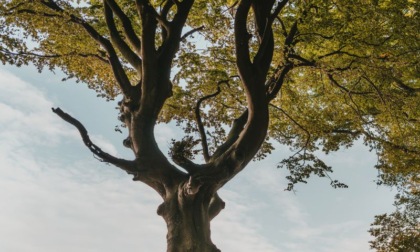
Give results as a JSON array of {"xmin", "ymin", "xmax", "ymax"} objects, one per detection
[
  {"xmin": 195, "ymin": 82, "xmax": 225, "ymax": 162},
  {"xmin": 52, "ymin": 107, "xmax": 137, "ymax": 174},
  {"xmin": 327, "ymin": 74, "xmax": 372, "ymax": 95},
  {"xmin": 181, "ymin": 25, "xmax": 205, "ymax": 41},
  {"xmin": 270, "ymin": 104, "xmax": 311, "ymax": 155}
]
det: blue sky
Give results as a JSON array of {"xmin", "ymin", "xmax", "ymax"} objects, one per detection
[{"xmin": 0, "ymin": 64, "xmax": 396, "ymax": 251}]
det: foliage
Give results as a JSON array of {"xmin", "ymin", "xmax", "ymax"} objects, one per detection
[{"xmin": 369, "ymin": 184, "xmax": 420, "ymax": 251}]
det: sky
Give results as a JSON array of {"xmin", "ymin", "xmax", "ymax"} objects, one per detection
[{"xmin": 0, "ymin": 64, "xmax": 398, "ymax": 252}]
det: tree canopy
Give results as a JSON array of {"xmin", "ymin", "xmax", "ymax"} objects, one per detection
[{"xmin": 1, "ymin": 0, "xmax": 419, "ymax": 250}]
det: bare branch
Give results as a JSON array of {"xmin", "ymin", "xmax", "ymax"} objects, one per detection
[
  {"xmin": 252, "ymin": 1, "xmax": 275, "ymax": 75},
  {"xmin": 361, "ymin": 75, "xmax": 387, "ymax": 106},
  {"xmin": 172, "ymin": 156, "xmax": 201, "ymax": 174},
  {"xmin": 135, "ymin": 0, "xmax": 158, "ymax": 63},
  {"xmin": 276, "ymin": 16, "xmax": 288, "ymax": 37},
  {"xmin": 285, "ymin": 20, "xmax": 298, "ymax": 48},
  {"xmin": 51, "ymin": 107, "xmax": 137, "ymax": 174},
  {"xmin": 318, "ymin": 47, "xmax": 370, "ymax": 60},
  {"xmin": 181, "ymin": 26, "xmax": 205, "ymax": 41},
  {"xmin": 288, "ymin": 53, "xmax": 314, "ymax": 66}
]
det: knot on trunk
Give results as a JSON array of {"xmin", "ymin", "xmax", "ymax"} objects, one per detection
[
  {"xmin": 123, "ymin": 136, "xmax": 132, "ymax": 148},
  {"xmin": 183, "ymin": 176, "xmax": 202, "ymax": 196}
]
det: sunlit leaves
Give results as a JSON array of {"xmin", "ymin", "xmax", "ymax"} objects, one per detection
[
  {"xmin": 0, "ymin": 0, "xmax": 418, "ymax": 211},
  {"xmin": 369, "ymin": 188, "xmax": 420, "ymax": 251}
]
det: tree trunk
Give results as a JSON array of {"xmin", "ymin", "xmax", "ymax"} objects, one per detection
[{"xmin": 158, "ymin": 183, "xmax": 221, "ymax": 252}]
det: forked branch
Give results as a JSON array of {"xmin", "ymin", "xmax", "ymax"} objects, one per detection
[
  {"xmin": 104, "ymin": 0, "xmax": 141, "ymax": 52},
  {"xmin": 104, "ymin": 1, "xmax": 142, "ymax": 71}
]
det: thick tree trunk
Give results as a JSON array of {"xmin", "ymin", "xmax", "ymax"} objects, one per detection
[{"xmin": 158, "ymin": 184, "xmax": 221, "ymax": 252}]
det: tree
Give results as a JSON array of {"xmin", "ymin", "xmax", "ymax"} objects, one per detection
[{"xmin": 1, "ymin": 0, "xmax": 419, "ymax": 251}]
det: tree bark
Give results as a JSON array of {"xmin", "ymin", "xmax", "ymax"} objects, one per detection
[{"xmin": 158, "ymin": 181, "xmax": 222, "ymax": 252}]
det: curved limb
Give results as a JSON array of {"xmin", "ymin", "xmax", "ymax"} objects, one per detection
[{"xmin": 52, "ymin": 107, "xmax": 137, "ymax": 174}]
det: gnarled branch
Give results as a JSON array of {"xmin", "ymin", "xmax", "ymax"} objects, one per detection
[{"xmin": 51, "ymin": 107, "xmax": 137, "ymax": 174}]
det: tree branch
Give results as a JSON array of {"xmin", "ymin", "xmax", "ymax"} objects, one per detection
[
  {"xmin": 39, "ymin": 0, "xmax": 139, "ymax": 101},
  {"xmin": 288, "ymin": 53, "xmax": 314, "ymax": 66},
  {"xmin": 158, "ymin": 0, "xmax": 195, "ymax": 66},
  {"xmin": 103, "ymin": 1, "xmax": 142, "ymax": 72},
  {"xmin": 0, "ymin": 48, "xmax": 108, "ymax": 64},
  {"xmin": 104, "ymin": 0, "xmax": 141, "ymax": 53},
  {"xmin": 266, "ymin": 64, "xmax": 292, "ymax": 101},
  {"xmin": 270, "ymin": 0, "xmax": 289, "ymax": 22},
  {"xmin": 327, "ymin": 74, "xmax": 372, "ymax": 95},
  {"xmin": 195, "ymin": 81, "xmax": 225, "ymax": 162},
  {"xmin": 269, "ymin": 104, "xmax": 311, "ymax": 155},
  {"xmin": 251, "ymin": 0, "xmax": 276, "ymax": 75},
  {"xmin": 362, "ymin": 129, "xmax": 420, "ymax": 155},
  {"xmin": 234, "ymin": 0, "xmax": 253, "ymax": 82},
  {"xmin": 181, "ymin": 25, "xmax": 205, "ymax": 41},
  {"xmin": 159, "ymin": 0, "xmax": 175, "ymax": 41},
  {"xmin": 171, "ymin": 156, "xmax": 201, "ymax": 174},
  {"xmin": 51, "ymin": 107, "xmax": 138, "ymax": 174},
  {"xmin": 318, "ymin": 47, "xmax": 370, "ymax": 60},
  {"xmin": 392, "ymin": 77, "xmax": 420, "ymax": 94},
  {"xmin": 210, "ymin": 110, "xmax": 248, "ymax": 161}
]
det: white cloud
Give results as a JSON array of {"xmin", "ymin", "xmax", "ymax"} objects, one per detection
[
  {"xmin": 212, "ymin": 188, "xmax": 282, "ymax": 252},
  {"xmin": 90, "ymin": 134, "xmax": 119, "ymax": 156},
  {"xmin": 0, "ymin": 69, "xmax": 166, "ymax": 252}
]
